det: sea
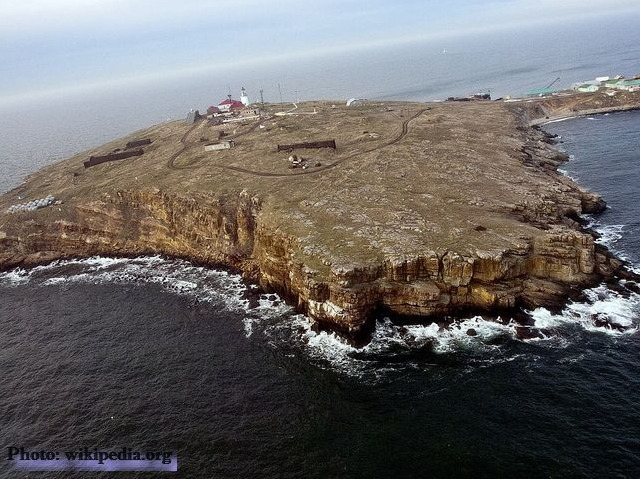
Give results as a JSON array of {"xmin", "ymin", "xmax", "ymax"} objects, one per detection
[{"xmin": 1, "ymin": 16, "xmax": 640, "ymax": 479}]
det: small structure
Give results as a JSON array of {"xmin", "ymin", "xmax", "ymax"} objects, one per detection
[
  {"xmin": 240, "ymin": 87, "xmax": 250, "ymax": 107},
  {"xmin": 277, "ymin": 140, "xmax": 336, "ymax": 152},
  {"xmin": 287, "ymin": 154, "xmax": 319, "ymax": 169},
  {"xmin": 346, "ymin": 98, "xmax": 365, "ymax": 107},
  {"xmin": 125, "ymin": 138, "xmax": 152, "ymax": 149},
  {"xmin": 447, "ymin": 93, "xmax": 491, "ymax": 102},
  {"xmin": 185, "ymin": 109, "xmax": 201, "ymax": 124},
  {"xmin": 601, "ymin": 78, "xmax": 640, "ymax": 91},
  {"xmin": 207, "ymin": 106, "xmax": 221, "ymax": 115},
  {"xmin": 204, "ymin": 140, "xmax": 235, "ymax": 152},
  {"xmin": 576, "ymin": 84, "xmax": 599, "ymax": 93},
  {"xmin": 288, "ymin": 154, "xmax": 302, "ymax": 168},
  {"xmin": 218, "ymin": 96, "xmax": 245, "ymax": 113},
  {"xmin": 603, "ymin": 79, "xmax": 625, "ymax": 89},
  {"xmin": 621, "ymin": 79, "xmax": 640, "ymax": 91},
  {"xmin": 84, "ymin": 149, "xmax": 144, "ymax": 168}
]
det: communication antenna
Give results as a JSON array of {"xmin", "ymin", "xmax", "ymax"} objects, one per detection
[
  {"xmin": 546, "ymin": 77, "xmax": 561, "ymax": 89},
  {"xmin": 278, "ymin": 83, "xmax": 283, "ymax": 105},
  {"xmin": 260, "ymin": 89, "xmax": 264, "ymax": 104}
]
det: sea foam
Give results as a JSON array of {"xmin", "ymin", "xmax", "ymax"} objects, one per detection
[
  {"xmin": 2, "ymin": 255, "xmax": 639, "ymax": 379},
  {"xmin": 531, "ymin": 284, "xmax": 639, "ymax": 336}
]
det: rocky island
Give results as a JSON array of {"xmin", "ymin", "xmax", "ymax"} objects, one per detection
[{"xmin": 1, "ymin": 90, "xmax": 639, "ymax": 339}]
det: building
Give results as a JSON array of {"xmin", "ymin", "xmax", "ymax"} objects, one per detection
[
  {"xmin": 218, "ymin": 95, "xmax": 245, "ymax": 113},
  {"xmin": 240, "ymin": 87, "xmax": 250, "ymax": 107},
  {"xmin": 572, "ymin": 79, "xmax": 599, "ymax": 89},
  {"xmin": 346, "ymin": 98, "xmax": 365, "ymax": 107},
  {"xmin": 604, "ymin": 78, "xmax": 640, "ymax": 91},
  {"xmin": 603, "ymin": 79, "xmax": 625, "ymax": 89},
  {"xmin": 207, "ymin": 105, "xmax": 221, "ymax": 115},
  {"xmin": 185, "ymin": 109, "xmax": 200, "ymax": 124},
  {"xmin": 204, "ymin": 140, "xmax": 234, "ymax": 152},
  {"xmin": 576, "ymin": 84, "xmax": 599, "ymax": 93}
]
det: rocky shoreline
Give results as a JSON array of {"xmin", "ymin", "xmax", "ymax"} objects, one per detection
[{"xmin": 1, "ymin": 92, "xmax": 639, "ymax": 339}]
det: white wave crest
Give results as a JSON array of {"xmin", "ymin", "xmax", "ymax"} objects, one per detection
[
  {"xmin": 244, "ymin": 294, "xmax": 293, "ymax": 337},
  {"xmin": 592, "ymin": 222, "xmax": 624, "ymax": 247},
  {"xmin": 531, "ymin": 285, "xmax": 640, "ymax": 335},
  {"xmin": 557, "ymin": 168, "xmax": 579, "ymax": 181},
  {"xmin": 403, "ymin": 317, "xmax": 517, "ymax": 353},
  {"xmin": 263, "ymin": 315, "xmax": 520, "ymax": 376},
  {"xmin": 0, "ymin": 256, "xmax": 250, "ymax": 312},
  {"xmin": 3, "ymin": 255, "xmax": 639, "ymax": 379},
  {"xmin": 0, "ymin": 268, "xmax": 32, "ymax": 286}
]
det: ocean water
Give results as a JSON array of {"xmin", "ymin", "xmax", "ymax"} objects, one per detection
[
  {"xmin": 2, "ymin": 17, "xmax": 640, "ymax": 479},
  {"xmin": 546, "ymin": 111, "xmax": 640, "ymax": 267}
]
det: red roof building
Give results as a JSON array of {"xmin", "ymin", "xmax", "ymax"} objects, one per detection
[
  {"xmin": 207, "ymin": 105, "xmax": 221, "ymax": 115},
  {"xmin": 218, "ymin": 98, "xmax": 245, "ymax": 112}
]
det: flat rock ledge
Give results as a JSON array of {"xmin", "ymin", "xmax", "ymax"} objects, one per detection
[{"xmin": 1, "ymin": 93, "xmax": 639, "ymax": 339}]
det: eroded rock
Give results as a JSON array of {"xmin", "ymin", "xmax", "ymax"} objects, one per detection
[{"xmin": 1, "ymin": 95, "xmax": 639, "ymax": 337}]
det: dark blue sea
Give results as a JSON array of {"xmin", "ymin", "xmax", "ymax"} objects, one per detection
[{"xmin": 1, "ymin": 17, "xmax": 640, "ymax": 479}]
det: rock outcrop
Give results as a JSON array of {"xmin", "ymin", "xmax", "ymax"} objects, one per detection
[{"xmin": 1, "ymin": 95, "xmax": 638, "ymax": 338}]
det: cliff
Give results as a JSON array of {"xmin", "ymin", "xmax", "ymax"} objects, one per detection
[{"xmin": 1, "ymin": 94, "xmax": 638, "ymax": 338}]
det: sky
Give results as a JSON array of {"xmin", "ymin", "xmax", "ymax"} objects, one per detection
[{"xmin": 2, "ymin": 0, "xmax": 640, "ymax": 102}]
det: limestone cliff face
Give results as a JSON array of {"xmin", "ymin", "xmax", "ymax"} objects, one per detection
[
  {"xmin": 0, "ymin": 185, "xmax": 623, "ymax": 337},
  {"xmin": 0, "ymin": 190, "xmax": 261, "ymax": 272},
  {"xmin": 297, "ymin": 229, "xmax": 607, "ymax": 334}
]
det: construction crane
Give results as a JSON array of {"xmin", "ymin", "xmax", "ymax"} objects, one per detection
[{"xmin": 546, "ymin": 77, "xmax": 561, "ymax": 89}]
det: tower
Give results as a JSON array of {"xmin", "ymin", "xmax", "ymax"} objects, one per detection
[{"xmin": 240, "ymin": 87, "xmax": 250, "ymax": 107}]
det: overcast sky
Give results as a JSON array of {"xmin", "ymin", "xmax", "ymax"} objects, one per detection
[{"xmin": 2, "ymin": 0, "xmax": 640, "ymax": 102}]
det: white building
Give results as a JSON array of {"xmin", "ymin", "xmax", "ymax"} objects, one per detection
[
  {"xmin": 240, "ymin": 87, "xmax": 250, "ymax": 107},
  {"xmin": 205, "ymin": 140, "xmax": 235, "ymax": 152}
]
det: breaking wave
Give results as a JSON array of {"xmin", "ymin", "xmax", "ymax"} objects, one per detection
[
  {"xmin": 531, "ymin": 285, "xmax": 639, "ymax": 336},
  {"xmin": 1, "ymin": 255, "xmax": 639, "ymax": 378},
  {"xmin": 585, "ymin": 217, "xmax": 640, "ymax": 275},
  {"xmin": 0, "ymin": 256, "xmax": 251, "ymax": 310},
  {"xmin": 584, "ymin": 216, "xmax": 624, "ymax": 248},
  {"xmin": 267, "ymin": 283, "xmax": 639, "ymax": 377},
  {"xmin": 557, "ymin": 168, "xmax": 579, "ymax": 181}
]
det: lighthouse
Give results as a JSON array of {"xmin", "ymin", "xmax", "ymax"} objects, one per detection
[{"xmin": 240, "ymin": 87, "xmax": 250, "ymax": 107}]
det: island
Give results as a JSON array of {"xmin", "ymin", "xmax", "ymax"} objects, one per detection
[{"xmin": 1, "ymin": 90, "xmax": 639, "ymax": 339}]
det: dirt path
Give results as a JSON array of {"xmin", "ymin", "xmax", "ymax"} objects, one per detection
[
  {"xmin": 221, "ymin": 108, "xmax": 429, "ymax": 178},
  {"xmin": 166, "ymin": 122, "xmax": 200, "ymax": 170},
  {"xmin": 167, "ymin": 117, "xmax": 270, "ymax": 170}
]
